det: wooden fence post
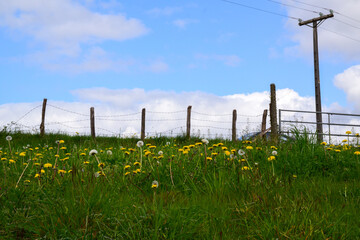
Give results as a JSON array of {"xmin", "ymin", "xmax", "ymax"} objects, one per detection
[
  {"xmin": 261, "ymin": 109, "xmax": 268, "ymax": 138},
  {"xmin": 141, "ymin": 108, "xmax": 146, "ymax": 141},
  {"xmin": 270, "ymin": 83, "xmax": 278, "ymax": 141},
  {"xmin": 90, "ymin": 107, "xmax": 95, "ymax": 141},
  {"xmin": 40, "ymin": 98, "xmax": 47, "ymax": 137},
  {"xmin": 186, "ymin": 106, "xmax": 192, "ymax": 140},
  {"xmin": 232, "ymin": 109, "xmax": 237, "ymax": 141}
]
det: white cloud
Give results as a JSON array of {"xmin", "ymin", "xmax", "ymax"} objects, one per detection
[
  {"xmin": 147, "ymin": 7, "xmax": 182, "ymax": 16},
  {"xmin": 173, "ymin": 19, "xmax": 198, "ymax": 29},
  {"xmin": 195, "ymin": 54, "xmax": 241, "ymax": 67},
  {"xmin": 334, "ymin": 65, "xmax": 360, "ymax": 111},
  {"xmin": 144, "ymin": 60, "xmax": 169, "ymax": 73},
  {"xmin": 1, "ymin": 87, "xmax": 353, "ymax": 140},
  {"xmin": 0, "ymin": 0, "xmax": 149, "ymax": 72},
  {"xmin": 282, "ymin": 0, "xmax": 360, "ymax": 61}
]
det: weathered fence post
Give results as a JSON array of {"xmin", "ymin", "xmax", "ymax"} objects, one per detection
[
  {"xmin": 270, "ymin": 83, "xmax": 278, "ymax": 141},
  {"xmin": 261, "ymin": 109, "xmax": 268, "ymax": 139},
  {"xmin": 232, "ymin": 109, "xmax": 237, "ymax": 141},
  {"xmin": 90, "ymin": 107, "xmax": 95, "ymax": 141},
  {"xmin": 141, "ymin": 108, "xmax": 146, "ymax": 141},
  {"xmin": 40, "ymin": 98, "xmax": 47, "ymax": 137},
  {"xmin": 186, "ymin": 106, "xmax": 192, "ymax": 140}
]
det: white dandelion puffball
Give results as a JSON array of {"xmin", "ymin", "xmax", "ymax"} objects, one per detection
[
  {"xmin": 6, "ymin": 136, "xmax": 12, "ymax": 141},
  {"xmin": 238, "ymin": 149, "xmax": 245, "ymax": 156},
  {"xmin": 137, "ymin": 141, "xmax": 144, "ymax": 148},
  {"xmin": 89, "ymin": 149, "xmax": 98, "ymax": 156},
  {"xmin": 201, "ymin": 139, "xmax": 209, "ymax": 145},
  {"xmin": 272, "ymin": 151, "xmax": 278, "ymax": 156}
]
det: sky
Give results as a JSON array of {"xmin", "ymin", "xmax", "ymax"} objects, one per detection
[{"xmin": 0, "ymin": 0, "xmax": 360, "ymax": 139}]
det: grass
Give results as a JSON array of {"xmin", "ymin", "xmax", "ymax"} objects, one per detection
[{"xmin": 0, "ymin": 130, "xmax": 360, "ymax": 239}]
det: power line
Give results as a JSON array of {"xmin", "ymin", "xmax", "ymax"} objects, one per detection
[
  {"xmin": 266, "ymin": 0, "xmax": 319, "ymax": 14},
  {"xmin": 331, "ymin": 18, "xmax": 360, "ymax": 31},
  {"xmin": 221, "ymin": 0, "xmax": 299, "ymax": 20},
  {"xmin": 287, "ymin": 0, "xmax": 360, "ymax": 24},
  {"xmin": 320, "ymin": 26, "xmax": 360, "ymax": 44}
]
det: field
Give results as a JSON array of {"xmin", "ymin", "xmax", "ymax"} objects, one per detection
[{"xmin": 1, "ymin": 131, "xmax": 360, "ymax": 239}]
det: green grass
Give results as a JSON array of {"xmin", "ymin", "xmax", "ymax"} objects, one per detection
[{"xmin": 0, "ymin": 130, "xmax": 360, "ymax": 239}]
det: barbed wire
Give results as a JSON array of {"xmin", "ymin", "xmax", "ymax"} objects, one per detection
[
  {"xmin": 95, "ymin": 112, "xmax": 141, "ymax": 118},
  {"xmin": 13, "ymin": 105, "xmax": 42, "ymax": 123},
  {"xmin": 192, "ymin": 125, "xmax": 232, "ymax": 131},
  {"xmin": 147, "ymin": 118, "xmax": 186, "ymax": 122},
  {"xmin": 45, "ymin": 119, "xmax": 89, "ymax": 125},
  {"xmin": 147, "ymin": 110, "xmax": 187, "ymax": 114},
  {"xmin": 192, "ymin": 111, "xmax": 233, "ymax": 117},
  {"xmin": 96, "ymin": 118, "xmax": 141, "ymax": 122},
  {"xmin": 47, "ymin": 104, "xmax": 89, "ymax": 117},
  {"xmin": 192, "ymin": 118, "xmax": 232, "ymax": 124}
]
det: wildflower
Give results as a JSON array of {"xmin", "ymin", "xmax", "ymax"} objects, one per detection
[
  {"xmin": 6, "ymin": 136, "xmax": 12, "ymax": 141},
  {"xmin": 272, "ymin": 150, "xmax": 278, "ymax": 156},
  {"xmin": 59, "ymin": 140, "xmax": 65, "ymax": 144},
  {"xmin": 346, "ymin": 131, "xmax": 352, "ymax": 135},
  {"xmin": 1, "ymin": 158, "xmax": 6, "ymax": 161},
  {"xmin": 271, "ymin": 146, "xmax": 277, "ymax": 150},
  {"xmin": 136, "ymin": 141, "xmax": 144, "ymax": 148},
  {"xmin": 246, "ymin": 146, "xmax": 253, "ymax": 150},
  {"xmin": 34, "ymin": 174, "xmax": 40, "ymax": 178},
  {"xmin": 83, "ymin": 161, "xmax": 90, "ymax": 164},
  {"xmin": 89, "ymin": 149, "xmax": 98, "ymax": 156},
  {"xmin": 24, "ymin": 180, "xmax": 30, "ymax": 183},
  {"xmin": 58, "ymin": 170, "xmax": 66, "ymax": 174},
  {"xmin": 151, "ymin": 180, "xmax": 159, "ymax": 189},
  {"xmin": 98, "ymin": 163, "xmax": 105, "ymax": 168},
  {"xmin": 43, "ymin": 163, "xmax": 52, "ymax": 168},
  {"xmin": 134, "ymin": 162, "xmax": 141, "ymax": 166},
  {"xmin": 40, "ymin": 169, "xmax": 45, "ymax": 174},
  {"xmin": 201, "ymin": 139, "xmax": 209, "ymax": 145},
  {"xmin": 320, "ymin": 142, "xmax": 327, "ymax": 146},
  {"xmin": 124, "ymin": 165, "xmax": 131, "ymax": 169},
  {"xmin": 335, "ymin": 149, "xmax": 341, "ymax": 153},
  {"xmin": 60, "ymin": 147, "xmax": 66, "ymax": 150},
  {"xmin": 238, "ymin": 149, "xmax": 245, "ymax": 156},
  {"xmin": 107, "ymin": 150, "xmax": 113, "ymax": 156},
  {"xmin": 9, "ymin": 159, "xmax": 16, "ymax": 164},
  {"xmin": 158, "ymin": 151, "xmax": 163, "ymax": 155},
  {"xmin": 256, "ymin": 147, "xmax": 262, "ymax": 150},
  {"xmin": 149, "ymin": 145, "xmax": 156, "ymax": 149},
  {"xmin": 267, "ymin": 156, "xmax": 276, "ymax": 161},
  {"xmin": 206, "ymin": 157, "xmax": 212, "ymax": 161},
  {"xmin": 354, "ymin": 151, "xmax": 360, "ymax": 155},
  {"xmin": 241, "ymin": 166, "xmax": 249, "ymax": 171},
  {"xmin": 293, "ymin": 175, "xmax": 297, "ymax": 178},
  {"xmin": 125, "ymin": 171, "xmax": 130, "ymax": 176},
  {"xmin": 342, "ymin": 139, "xmax": 348, "ymax": 143},
  {"xmin": 166, "ymin": 142, "xmax": 170, "ymax": 146},
  {"xmin": 19, "ymin": 152, "xmax": 26, "ymax": 157},
  {"xmin": 224, "ymin": 151, "xmax": 230, "ymax": 156},
  {"xmin": 211, "ymin": 152, "xmax": 218, "ymax": 156},
  {"xmin": 222, "ymin": 147, "xmax": 228, "ymax": 151}
]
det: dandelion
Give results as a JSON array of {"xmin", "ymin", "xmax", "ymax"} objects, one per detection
[
  {"xmin": 346, "ymin": 131, "xmax": 352, "ymax": 135},
  {"xmin": 9, "ymin": 159, "xmax": 16, "ymax": 164},
  {"xmin": 6, "ymin": 136, "xmax": 12, "ymax": 141},
  {"xmin": 134, "ymin": 162, "xmax": 141, "ymax": 166},
  {"xmin": 89, "ymin": 149, "xmax": 98, "ymax": 156},
  {"xmin": 201, "ymin": 139, "xmax": 209, "ymax": 145},
  {"xmin": 271, "ymin": 150, "xmax": 278, "ymax": 156},
  {"xmin": 271, "ymin": 146, "xmax": 277, "ymax": 150},
  {"xmin": 19, "ymin": 152, "xmax": 26, "ymax": 157},
  {"xmin": 59, "ymin": 140, "xmax": 65, "ymax": 144},
  {"xmin": 34, "ymin": 174, "xmax": 40, "ymax": 178},
  {"xmin": 246, "ymin": 146, "xmax": 253, "ymax": 150},
  {"xmin": 320, "ymin": 142, "xmax": 327, "ymax": 146},
  {"xmin": 158, "ymin": 151, "xmax": 163, "ymax": 155},
  {"xmin": 107, "ymin": 150, "xmax": 113, "ymax": 156},
  {"xmin": 151, "ymin": 180, "xmax": 159, "ymax": 189},
  {"xmin": 136, "ymin": 141, "xmax": 144, "ymax": 148},
  {"xmin": 241, "ymin": 166, "xmax": 249, "ymax": 171},
  {"xmin": 125, "ymin": 171, "xmax": 130, "ymax": 176},
  {"xmin": 43, "ymin": 163, "xmax": 52, "ymax": 168},
  {"xmin": 58, "ymin": 170, "xmax": 66, "ymax": 174},
  {"xmin": 238, "ymin": 149, "xmax": 245, "ymax": 156},
  {"xmin": 124, "ymin": 165, "xmax": 131, "ymax": 169},
  {"xmin": 293, "ymin": 175, "xmax": 297, "ymax": 178},
  {"xmin": 98, "ymin": 163, "xmax": 105, "ymax": 168},
  {"xmin": 354, "ymin": 151, "xmax": 360, "ymax": 155},
  {"xmin": 267, "ymin": 156, "xmax": 276, "ymax": 161}
]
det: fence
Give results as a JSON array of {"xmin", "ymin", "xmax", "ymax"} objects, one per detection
[
  {"xmin": 279, "ymin": 109, "xmax": 360, "ymax": 144},
  {"xmin": 2, "ymin": 98, "xmax": 270, "ymax": 141}
]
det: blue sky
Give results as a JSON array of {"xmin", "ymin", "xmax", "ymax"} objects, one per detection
[{"xmin": 0, "ymin": 0, "xmax": 360, "ymax": 138}]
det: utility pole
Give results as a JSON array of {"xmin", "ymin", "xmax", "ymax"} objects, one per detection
[{"xmin": 299, "ymin": 12, "xmax": 334, "ymax": 142}]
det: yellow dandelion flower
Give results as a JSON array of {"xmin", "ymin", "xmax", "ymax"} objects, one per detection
[
  {"xmin": 124, "ymin": 165, "xmax": 131, "ymax": 169},
  {"xmin": 241, "ymin": 166, "xmax": 249, "ymax": 171},
  {"xmin": 80, "ymin": 152, "xmax": 86, "ymax": 156},
  {"xmin": 224, "ymin": 151, "xmax": 230, "ymax": 156},
  {"xmin": 41, "ymin": 169, "xmax": 45, "ymax": 174},
  {"xmin": 9, "ymin": 159, "xmax": 16, "ymax": 164},
  {"xmin": 58, "ymin": 170, "xmax": 66, "ymax": 174},
  {"xmin": 43, "ymin": 163, "xmax": 52, "ymax": 168},
  {"xmin": 98, "ymin": 163, "xmax": 105, "ymax": 168},
  {"xmin": 34, "ymin": 174, "xmax": 40, "ymax": 178},
  {"xmin": 60, "ymin": 147, "xmax": 66, "ymax": 150},
  {"xmin": 354, "ymin": 151, "xmax": 360, "ymax": 155},
  {"xmin": 134, "ymin": 162, "xmax": 141, "ymax": 166},
  {"xmin": 206, "ymin": 157, "xmax": 212, "ymax": 161},
  {"xmin": 59, "ymin": 140, "xmax": 65, "ymax": 144},
  {"xmin": 246, "ymin": 146, "xmax": 253, "ymax": 150},
  {"xmin": 125, "ymin": 171, "xmax": 130, "ymax": 176},
  {"xmin": 83, "ymin": 161, "xmax": 90, "ymax": 164},
  {"xmin": 267, "ymin": 156, "xmax": 276, "ymax": 161},
  {"xmin": 346, "ymin": 131, "xmax": 352, "ymax": 135},
  {"xmin": 24, "ymin": 180, "xmax": 30, "ymax": 183},
  {"xmin": 19, "ymin": 152, "xmax": 26, "ymax": 157}
]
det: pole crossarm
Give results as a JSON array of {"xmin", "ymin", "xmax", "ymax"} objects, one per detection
[{"xmin": 298, "ymin": 13, "xmax": 334, "ymax": 27}]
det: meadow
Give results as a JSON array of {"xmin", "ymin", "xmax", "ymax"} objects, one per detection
[{"xmin": 0, "ymin": 130, "xmax": 360, "ymax": 239}]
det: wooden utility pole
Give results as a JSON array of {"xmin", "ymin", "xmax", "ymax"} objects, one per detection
[
  {"xmin": 299, "ymin": 12, "xmax": 334, "ymax": 142},
  {"xmin": 141, "ymin": 108, "xmax": 146, "ymax": 141},
  {"xmin": 232, "ymin": 109, "xmax": 237, "ymax": 141},
  {"xmin": 261, "ymin": 109, "xmax": 268, "ymax": 138},
  {"xmin": 40, "ymin": 98, "xmax": 47, "ymax": 137}
]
